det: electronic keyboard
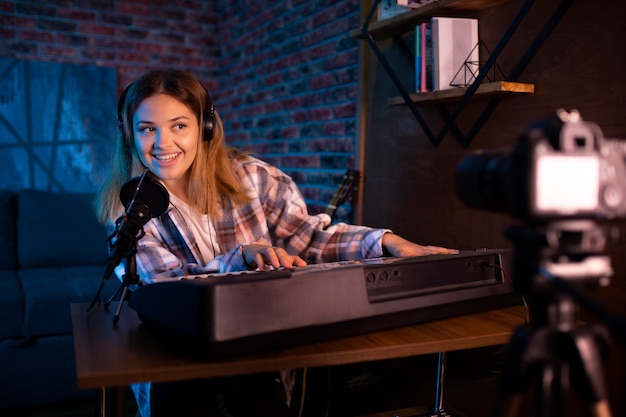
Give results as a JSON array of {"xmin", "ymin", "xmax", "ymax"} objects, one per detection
[{"xmin": 128, "ymin": 249, "xmax": 520, "ymax": 356}]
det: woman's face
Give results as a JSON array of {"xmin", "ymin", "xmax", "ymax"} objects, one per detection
[{"xmin": 132, "ymin": 93, "xmax": 200, "ymax": 194}]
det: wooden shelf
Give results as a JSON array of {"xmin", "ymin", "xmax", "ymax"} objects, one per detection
[
  {"xmin": 387, "ymin": 81, "xmax": 534, "ymax": 106},
  {"xmin": 350, "ymin": 0, "xmax": 514, "ymax": 40},
  {"xmin": 351, "ymin": 0, "xmax": 563, "ymax": 146}
]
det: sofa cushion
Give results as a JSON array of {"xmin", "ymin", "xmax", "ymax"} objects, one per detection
[
  {"xmin": 19, "ymin": 266, "xmax": 117, "ymax": 336},
  {"xmin": 17, "ymin": 190, "xmax": 109, "ymax": 268},
  {"xmin": 0, "ymin": 334, "xmax": 93, "ymax": 410},
  {"xmin": 0, "ymin": 190, "xmax": 17, "ymax": 271},
  {"xmin": 0, "ymin": 271, "xmax": 25, "ymax": 340}
]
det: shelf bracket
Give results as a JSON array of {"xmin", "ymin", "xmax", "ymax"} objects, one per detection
[
  {"xmin": 449, "ymin": 0, "xmax": 574, "ymax": 147},
  {"xmin": 361, "ymin": 0, "xmax": 438, "ymax": 144},
  {"xmin": 359, "ymin": 0, "xmax": 574, "ymax": 148}
]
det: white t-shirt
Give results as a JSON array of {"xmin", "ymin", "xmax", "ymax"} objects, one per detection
[{"xmin": 167, "ymin": 192, "xmax": 220, "ymax": 265}]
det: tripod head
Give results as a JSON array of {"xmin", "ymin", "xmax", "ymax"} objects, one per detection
[{"xmin": 505, "ymin": 219, "xmax": 614, "ymax": 334}]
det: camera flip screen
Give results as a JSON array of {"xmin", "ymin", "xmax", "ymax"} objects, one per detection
[{"xmin": 533, "ymin": 154, "xmax": 599, "ymax": 215}]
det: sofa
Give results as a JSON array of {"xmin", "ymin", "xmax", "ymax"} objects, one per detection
[{"xmin": 0, "ymin": 189, "xmax": 117, "ymax": 411}]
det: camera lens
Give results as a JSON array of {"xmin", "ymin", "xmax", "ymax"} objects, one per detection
[{"xmin": 455, "ymin": 151, "xmax": 511, "ymax": 213}]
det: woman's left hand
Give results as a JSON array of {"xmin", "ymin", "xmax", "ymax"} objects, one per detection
[{"xmin": 382, "ymin": 233, "xmax": 458, "ymax": 257}]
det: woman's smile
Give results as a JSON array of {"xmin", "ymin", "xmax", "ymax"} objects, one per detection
[{"xmin": 153, "ymin": 152, "xmax": 181, "ymax": 164}]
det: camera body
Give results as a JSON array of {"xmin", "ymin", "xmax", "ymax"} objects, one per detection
[{"xmin": 456, "ymin": 110, "xmax": 626, "ymax": 223}]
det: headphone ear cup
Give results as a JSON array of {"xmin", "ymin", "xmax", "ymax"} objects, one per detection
[
  {"xmin": 203, "ymin": 110, "xmax": 215, "ymax": 142},
  {"xmin": 203, "ymin": 88, "xmax": 216, "ymax": 142}
]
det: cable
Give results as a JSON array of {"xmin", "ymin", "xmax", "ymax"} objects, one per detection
[
  {"xmin": 297, "ymin": 368, "xmax": 307, "ymax": 417},
  {"xmin": 484, "ymin": 262, "xmax": 530, "ymax": 325}
]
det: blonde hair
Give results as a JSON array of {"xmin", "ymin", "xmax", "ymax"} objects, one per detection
[{"xmin": 95, "ymin": 69, "xmax": 250, "ymax": 224}]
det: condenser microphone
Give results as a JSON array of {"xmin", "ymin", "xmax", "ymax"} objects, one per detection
[
  {"xmin": 119, "ymin": 170, "xmax": 170, "ymax": 216},
  {"xmin": 103, "ymin": 170, "xmax": 169, "ymax": 281}
]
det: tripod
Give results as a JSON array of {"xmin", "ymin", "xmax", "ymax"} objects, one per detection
[
  {"xmin": 87, "ymin": 212, "xmax": 146, "ymax": 323},
  {"xmin": 87, "ymin": 171, "xmax": 169, "ymax": 323},
  {"xmin": 492, "ymin": 220, "xmax": 613, "ymax": 417},
  {"xmin": 104, "ymin": 249, "xmax": 142, "ymax": 323}
]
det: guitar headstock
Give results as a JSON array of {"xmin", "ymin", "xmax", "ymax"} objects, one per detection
[{"xmin": 326, "ymin": 169, "xmax": 360, "ymax": 219}]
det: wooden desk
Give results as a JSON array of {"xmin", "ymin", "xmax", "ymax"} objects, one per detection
[{"xmin": 72, "ymin": 302, "xmax": 525, "ymax": 415}]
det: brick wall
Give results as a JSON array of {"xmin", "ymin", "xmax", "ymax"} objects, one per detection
[
  {"xmin": 217, "ymin": 0, "xmax": 361, "ymax": 217},
  {"xmin": 0, "ymin": 0, "xmax": 360, "ymax": 219},
  {"xmin": 0, "ymin": 1, "xmax": 220, "ymax": 90}
]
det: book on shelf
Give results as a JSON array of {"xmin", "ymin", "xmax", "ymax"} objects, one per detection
[
  {"xmin": 398, "ymin": 0, "xmax": 441, "ymax": 8},
  {"xmin": 431, "ymin": 17, "xmax": 479, "ymax": 91},
  {"xmin": 415, "ymin": 23, "xmax": 433, "ymax": 93},
  {"xmin": 415, "ymin": 25, "xmax": 422, "ymax": 92}
]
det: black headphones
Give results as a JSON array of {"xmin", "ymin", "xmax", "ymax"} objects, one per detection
[{"xmin": 116, "ymin": 83, "xmax": 216, "ymax": 143}]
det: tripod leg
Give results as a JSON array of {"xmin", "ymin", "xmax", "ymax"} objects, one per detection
[
  {"xmin": 537, "ymin": 359, "xmax": 566, "ymax": 417},
  {"xmin": 105, "ymin": 282, "xmax": 124, "ymax": 308},
  {"xmin": 592, "ymin": 401, "xmax": 612, "ymax": 417},
  {"xmin": 491, "ymin": 328, "xmax": 526, "ymax": 417},
  {"xmin": 491, "ymin": 326, "xmax": 549, "ymax": 417},
  {"xmin": 113, "ymin": 285, "xmax": 130, "ymax": 324},
  {"xmin": 571, "ymin": 325, "xmax": 612, "ymax": 417},
  {"xmin": 87, "ymin": 279, "xmax": 107, "ymax": 312}
]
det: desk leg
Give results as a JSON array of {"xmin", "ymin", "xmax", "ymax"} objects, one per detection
[
  {"xmin": 433, "ymin": 352, "xmax": 451, "ymax": 416},
  {"xmin": 415, "ymin": 352, "xmax": 453, "ymax": 417},
  {"xmin": 98, "ymin": 386, "xmax": 127, "ymax": 417}
]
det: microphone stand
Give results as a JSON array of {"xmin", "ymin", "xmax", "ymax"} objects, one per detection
[
  {"xmin": 87, "ymin": 171, "xmax": 169, "ymax": 324},
  {"xmin": 104, "ymin": 242, "xmax": 141, "ymax": 324},
  {"xmin": 86, "ymin": 212, "xmax": 146, "ymax": 324}
]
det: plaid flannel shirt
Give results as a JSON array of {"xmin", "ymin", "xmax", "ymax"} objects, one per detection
[{"xmin": 113, "ymin": 156, "xmax": 389, "ymax": 284}]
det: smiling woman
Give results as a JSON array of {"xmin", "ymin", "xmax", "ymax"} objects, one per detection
[{"xmin": 93, "ymin": 68, "xmax": 455, "ymax": 417}]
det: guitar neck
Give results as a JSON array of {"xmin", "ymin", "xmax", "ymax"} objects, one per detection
[{"xmin": 326, "ymin": 169, "xmax": 360, "ymax": 220}]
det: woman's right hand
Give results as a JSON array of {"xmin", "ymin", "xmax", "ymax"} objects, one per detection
[{"xmin": 242, "ymin": 244, "xmax": 307, "ymax": 270}]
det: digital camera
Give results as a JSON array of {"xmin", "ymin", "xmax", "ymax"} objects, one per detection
[{"xmin": 455, "ymin": 109, "xmax": 626, "ymax": 223}]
